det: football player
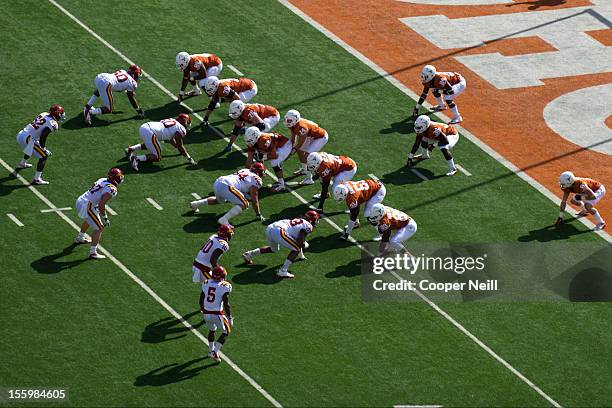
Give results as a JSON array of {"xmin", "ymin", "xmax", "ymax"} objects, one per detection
[
  {"xmin": 192, "ymin": 224, "xmax": 234, "ymax": 283},
  {"xmin": 201, "ymin": 77, "xmax": 258, "ymax": 124},
  {"xmin": 175, "ymin": 52, "xmax": 223, "ymax": 101},
  {"xmin": 126, "ymin": 113, "xmax": 195, "ymax": 170},
  {"xmin": 407, "ymin": 115, "xmax": 459, "ymax": 176},
  {"xmin": 307, "ymin": 152, "xmax": 357, "ymax": 212},
  {"xmin": 333, "ymin": 179, "xmax": 386, "ymax": 241},
  {"xmin": 200, "ymin": 266, "xmax": 233, "ymax": 362},
  {"xmin": 556, "ymin": 171, "xmax": 606, "ymax": 230},
  {"xmin": 242, "ymin": 210, "xmax": 320, "ymax": 278},
  {"xmin": 189, "ymin": 163, "xmax": 266, "ymax": 225},
  {"xmin": 15, "ymin": 104, "xmax": 65, "ymax": 185},
  {"xmin": 244, "ymin": 127, "xmax": 292, "ymax": 192},
  {"xmin": 366, "ymin": 204, "xmax": 417, "ymax": 254},
  {"xmin": 412, "ymin": 65, "xmax": 466, "ymax": 124},
  {"xmin": 284, "ymin": 109, "xmax": 329, "ymax": 185},
  {"xmin": 226, "ymin": 101, "xmax": 280, "ymax": 152},
  {"xmin": 74, "ymin": 168, "xmax": 124, "ymax": 259},
  {"xmin": 83, "ymin": 65, "xmax": 144, "ymax": 125}
]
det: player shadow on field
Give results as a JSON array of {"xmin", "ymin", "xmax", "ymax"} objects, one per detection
[
  {"xmin": 0, "ymin": 173, "xmax": 29, "ymax": 196},
  {"xmin": 231, "ymin": 264, "xmax": 284, "ymax": 285},
  {"xmin": 134, "ymin": 357, "xmax": 218, "ymax": 387},
  {"xmin": 380, "ymin": 166, "xmax": 440, "ymax": 186},
  {"xmin": 182, "ymin": 211, "xmax": 221, "ymax": 234},
  {"xmin": 265, "ymin": 203, "xmax": 315, "ymax": 224},
  {"xmin": 307, "ymin": 233, "xmax": 355, "ymax": 254},
  {"xmin": 186, "ymin": 150, "xmax": 244, "ymax": 172},
  {"xmin": 506, "ymin": 0, "xmax": 566, "ymax": 10},
  {"xmin": 60, "ymin": 111, "xmax": 139, "ymax": 130},
  {"xmin": 325, "ymin": 259, "xmax": 362, "ymax": 279},
  {"xmin": 31, "ymin": 243, "xmax": 88, "ymax": 274},
  {"xmin": 141, "ymin": 310, "xmax": 204, "ymax": 344},
  {"xmin": 517, "ymin": 218, "xmax": 592, "ymax": 242},
  {"xmin": 380, "ymin": 117, "xmax": 415, "ymax": 136},
  {"xmin": 113, "ymin": 161, "xmax": 191, "ymax": 177}
]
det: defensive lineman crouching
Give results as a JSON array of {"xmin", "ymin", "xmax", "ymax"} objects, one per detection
[
  {"xmin": 366, "ymin": 204, "xmax": 417, "ymax": 255},
  {"xmin": 200, "ymin": 266, "xmax": 233, "ymax": 362},
  {"xmin": 242, "ymin": 211, "xmax": 320, "ymax": 278},
  {"xmin": 190, "ymin": 163, "xmax": 266, "ymax": 225},
  {"xmin": 333, "ymin": 179, "xmax": 386, "ymax": 241},
  {"xmin": 244, "ymin": 126, "xmax": 292, "ymax": 192},
  {"xmin": 556, "ymin": 171, "xmax": 606, "ymax": 230},
  {"xmin": 407, "ymin": 115, "xmax": 459, "ymax": 176},
  {"xmin": 192, "ymin": 224, "xmax": 234, "ymax": 283}
]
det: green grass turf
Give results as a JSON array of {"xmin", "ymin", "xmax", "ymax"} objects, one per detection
[{"xmin": 1, "ymin": 0, "xmax": 610, "ymax": 406}]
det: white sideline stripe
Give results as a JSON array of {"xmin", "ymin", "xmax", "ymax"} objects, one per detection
[
  {"xmin": 410, "ymin": 169, "xmax": 429, "ymax": 181},
  {"xmin": 191, "ymin": 193, "xmax": 202, "ymax": 200},
  {"xmin": 368, "ymin": 173, "xmax": 380, "ymax": 181},
  {"xmin": 279, "ymin": 0, "xmax": 610, "ymax": 245},
  {"xmin": 105, "ymin": 205, "xmax": 117, "ymax": 216},
  {"xmin": 40, "ymin": 207, "xmax": 72, "ymax": 213},
  {"xmin": 280, "ymin": 2, "xmax": 565, "ymax": 407},
  {"xmin": 7, "ymin": 213, "xmax": 24, "ymax": 227},
  {"xmin": 45, "ymin": 3, "xmax": 283, "ymax": 407},
  {"xmin": 456, "ymin": 164, "xmax": 472, "ymax": 176},
  {"xmin": 228, "ymin": 64, "xmax": 244, "ymax": 76},
  {"xmin": 146, "ymin": 197, "xmax": 163, "ymax": 210}
]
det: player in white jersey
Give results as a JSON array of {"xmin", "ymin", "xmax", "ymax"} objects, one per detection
[
  {"xmin": 15, "ymin": 104, "xmax": 65, "ymax": 185},
  {"xmin": 74, "ymin": 168, "xmax": 123, "ymax": 259},
  {"xmin": 83, "ymin": 64, "xmax": 144, "ymax": 125},
  {"xmin": 125, "ymin": 113, "xmax": 195, "ymax": 170},
  {"xmin": 189, "ymin": 163, "xmax": 266, "ymax": 225},
  {"xmin": 199, "ymin": 266, "xmax": 233, "ymax": 362},
  {"xmin": 242, "ymin": 211, "xmax": 320, "ymax": 278},
  {"xmin": 192, "ymin": 224, "xmax": 234, "ymax": 283}
]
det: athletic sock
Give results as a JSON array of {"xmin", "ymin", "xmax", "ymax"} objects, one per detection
[
  {"xmin": 91, "ymin": 107, "xmax": 102, "ymax": 115},
  {"xmin": 280, "ymin": 258, "xmax": 292, "ymax": 272},
  {"xmin": 450, "ymin": 105, "xmax": 460, "ymax": 118},
  {"xmin": 89, "ymin": 245, "xmax": 97, "ymax": 254},
  {"xmin": 249, "ymin": 248, "xmax": 262, "ymax": 257},
  {"xmin": 447, "ymin": 158, "xmax": 456, "ymax": 170},
  {"xmin": 215, "ymin": 342, "xmax": 223, "ymax": 352},
  {"xmin": 593, "ymin": 210, "xmax": 603, "ymax": 224},
  {"xmin": 78, "ymin": 232, "xmax": 86, "ymax": 238},
  {"xmin": 277, "ymin": 178, "xmax": 285, "ymax": 186},
  {"xmin": 34, "ymin": 171, "xmax": 42, "ymax": 179},
  {"xmin": 208, "ymin": 340, "xmax": 215, "ymax": 353},
  {"xmin": 223, "ymin": 205, "xmax": 243, "ymax": 222},
  {"xmin": 136, "ymin": 155, "xmax": 147, "ymax": 162},
  {"xmin": 87, "ymin": 95, "xmax": 97, "ymax": 106},
  {"xmin": 129, "ymin": 144, "xmax": 142, "ymax": 151}
]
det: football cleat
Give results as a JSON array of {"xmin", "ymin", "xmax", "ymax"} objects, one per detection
[
  {"xmin": 276, "ymin": 269, "xmax": 295, "ymax": 279},
  {"xmin": 271, "ymin": 182, "xmax": 285, "ymax": 192},
  {"xmin": 312, "ymin": 193, "xmax": 321, "ymax": 199},
  {"xmin": 448, "ymin": 116, "xmax": 463, "ymax": 125},
  {"xmin": 16, "ymin": 162, "xmax": 32, "ymax": 169},
  {"xmin": 74, "ymin": 235, "xmax": 91, "ymax": 244},
  {"xmin": 83, "ymin": 106, "xmax": 92, "ymax": 125},
  {"xmin": 242, "ymin": 252, "xmax": 253, "ymax": 265},
  {"xmin": 89, "ymin": 252, "xmax": 107, "ymax": 260},
  {"xmin": 125, "ymin": 147, "xmax": 133, "ymax": 157},
  {"xmin": 595, "ymin": 222, "xmax": 606, "ymax": 231},
  {"xmin": 189, "ymin": 201, "xmax": 200, "ymax": 213},
  {"xmin": 429, "ymin": 105, "xmax": 446, "ymax": 112},
  {"xmin": 187, "ymin": 87, "xmax": 201, "ymax": 96},
  {"xmin": 208, "ymin": 351, "xmax": 221, "ymax": 362},
  {"xmin": 446, "ymin": 167, "xmax": 458, "ymax": 176},
  {"xmin": 31, "ymin": 178, "xmax": 49, "ymax": 185},
  {"xmin": 299, "ymin": 177, "xmax": 314, "ymax": 185},
  {"xmin": 293, "ymin": 167, "xmax": 307, "ymax": 176},
  {"xmin": 129, "ymin": 155, "xmax": 139, "ymax": 171}
]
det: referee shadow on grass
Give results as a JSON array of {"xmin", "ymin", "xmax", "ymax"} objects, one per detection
[
  {"xmin": 31, "ymin": 243, "xmax": 88, "ymax": 274},
  {"xmin": 518, "ymin": 218, "xmax": 592, "ymax": 242},
  {"xmin": 134, "ymin": 357, "xmax": 218, "ymax": 387},
  {"xmin": 141, "ymin": 310, "xmax": 204, "ymax": 344}
]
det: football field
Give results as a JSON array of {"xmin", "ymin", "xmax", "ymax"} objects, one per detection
[{"xmin": 1, "ymin": 1, "xmax": 611, "ymax": 407}]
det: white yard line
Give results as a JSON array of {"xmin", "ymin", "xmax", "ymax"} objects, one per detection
[
  {"xmin": 191, "ymin": 193, "xmax": 202, "ymax": 200},
  {"xmin": 410, "ymin": 168, "xmax": 429, "ymax": 181},
  {"xmin": 456, "ymin": 164, "xmax": 472, "ymax": 176},
  {"xmin": 279, "ymin": 0, "xmax": 610, "ymax": 244},
  {"xmin": 40, "ymin": 207, "xmax": 72, "ymax": 213},
  {"xmin": 105, "ymin": 205, "xmax": 117, "ymax": 216},
  {"xmin": 280, "ymin": 2, "xmax": 566, "ymax": 406},
  {"xmin": 7, "ymin": 213, "xmax": 24, "ymax": 227},
  {"xmin": 145, "ymin": 197, "xmax": 163, "ymax": 210},
  {"xmin": 228, "ymin": 64, "xmax": 244, "ymax": 76}
]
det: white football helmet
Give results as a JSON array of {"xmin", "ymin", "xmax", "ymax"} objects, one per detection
[
  {"xmin": 366, "ymin": 204, "xmax": 386, "ymax": 225},
  {"xmin": 229, "ymin": 100, "xmax": 246, "ymax": 119},
  {"xmin": 284, "ymin": 109, "xmax": 301, "ymax": 128},
  {"xmin": 333, "ymin": 183, "xmax": 350, "ymax": 202},
  {"xmin": 420, "ymin": 65, "xmax": 436, "ymax": 83},
  {"xmin": 414, "ymin": 115, "xmax": 431, "ymax": 134},
  {"xmin": 559, "ymin": 171, "xmax": 575, "ymax": 189},
  {"xmin": 244, "ymin": 126, "xmax": 261, "ymax": 146},
  {"xmin": 176, "ymin": 52, "xmax": 190, "ymax": 70},
  {"xmin": 203, "ymin": 76, "xmax": 220, "ymax": 96},
  {"xmin": 306, "ymin": 152, "xmax": 323, "ymax": 172}
]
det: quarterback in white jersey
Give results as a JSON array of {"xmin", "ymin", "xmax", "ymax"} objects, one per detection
[
  {"xmin": 74, "ymin": 168, "xmax": 124, "ymax": 259},
  {"xmin": 199, "ymin": 266, "xmax": 233, "ymax": 362},
  {"xmin": 192, "ymin": 224, "xmax": 234, "ymax": 283},
  {"xmin": 83, "ymin": 64, "xmax": 144, "ymax": 125},
  {"xmin": 15, "ymin": 104, "xmax": 65, "ymax": 185},
  {"xmin": 190, "ymin": 163, "xmax": 266, "ymax": 225},
  {"xmin": 242, "ymin": 211, "xmax": 320, "ymax": 278},
  {"xmin": 126, "ymin": 114, "xmax": 195, "ymax": 170}
]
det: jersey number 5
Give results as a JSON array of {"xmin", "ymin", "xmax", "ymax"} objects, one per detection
[{"xmin": 206, "ymin": 287, "xmax": 216, "ymax": 303}]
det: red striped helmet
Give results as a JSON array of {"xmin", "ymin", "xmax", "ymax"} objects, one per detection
[
  {"xmin": 107, "ymin": 168, "xmax": 124, "ymax": 185},
  {"xmin": 212, "ymin": 266, "xmax": 227, "ymax": 281}
]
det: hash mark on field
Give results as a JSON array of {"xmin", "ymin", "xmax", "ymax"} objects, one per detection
[
  {"xmin": 46, "ymin": 3, "xmax": 282, "ymax": 406},
  {"xmin": 146, "ymin": 198, "xmax": 163, "ymax": 210},
  {"xmin": 456, "ymin": 164, "xmax": 472, "ymax": 176},
  {"xmin": 7, "ymin": 213, "xmax": 24, "ymax": 227},
  {"xmin": 368, "ymin": 173, "xmax": 380, "ymax": 181},
  {"xmin": 105, "ymin": 205, "xmax": 117, "ymax": 216},
  {"xmin": 228, "ymin": 64, "xmax": 244, "ymax": 76},
  {"xmin": 410, "ymin": 169, "xmax": 429, "ymax": 181},
  {"xmin": 40, "ymin": 207, "xmax": 72, "ymax": 213},
  {"xmin": 191, "ymin": 193, "xmax": 202, "ymax": 200}
]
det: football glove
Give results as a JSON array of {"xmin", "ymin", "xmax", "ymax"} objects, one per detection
[{"xmin": 102, "ymin": 216, "xmax": 110, "ymax": 227}]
